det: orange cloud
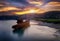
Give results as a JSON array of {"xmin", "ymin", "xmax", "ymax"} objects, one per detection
[
  {"xmin": 0, "ymin": 4, "xmax": 4, "ymax": 6},
  {"xmin": 0, "ymin": 6, "xmax": 21, "ymax": 12},
  {"xmin": 27, "ymin": 0, "xmax": 43, "ymax": 6},
  {"xmin": 47, "ymin": 2, "xmax": 60, "ymax": 6},
  {"xmin": 43, "ymin": 2, "xmax": 60, "ymax": 12}
]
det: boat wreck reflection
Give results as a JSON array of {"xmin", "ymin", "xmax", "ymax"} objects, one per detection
[{"xmin": 12, "ymin": 29, "xmax": 25, "ymax": 37}]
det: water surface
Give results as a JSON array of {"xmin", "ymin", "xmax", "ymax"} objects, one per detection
[{"xmin": 0, "ymin": 20, "xmax": 60, "ymax": 41}]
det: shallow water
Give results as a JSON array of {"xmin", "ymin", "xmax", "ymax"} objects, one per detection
[{"xmin": 0, "ymin": 20, "xmax": 60, "ymax": 41}]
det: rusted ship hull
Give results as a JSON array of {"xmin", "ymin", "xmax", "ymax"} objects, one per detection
[{"xmin": 12, "ymin": 21, "xmax": 30, "ymax": 29}]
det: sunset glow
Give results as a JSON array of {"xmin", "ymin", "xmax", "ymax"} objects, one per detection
[
  {"xmin": 13, "ymin": 8, "xmax": 46, "ymax": 15},
  {"xmin": 30, "ymin": 9, "xmax": 35, "ymax": 12},
  {"xmin": 13, "ymin": 9, "xmax": 37, "ymax": 15}
]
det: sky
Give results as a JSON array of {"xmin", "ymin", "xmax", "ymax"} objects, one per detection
[{"xmin": 0, "ymin": 0, "xmax": 60, "ymax": 15}]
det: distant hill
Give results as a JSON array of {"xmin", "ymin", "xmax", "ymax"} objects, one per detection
[
  {"xmin": 0, "ymin": 15, "xmax": 27, "ymax": 20},
  {"xmin": 42, "ymin": 11, "xmax": 60, "ymax": 19},
  {"xmin": 33, "ymin": 11, "xmax": 60, "ymax": 23},
  {"xmin": 0, "ymin": 11, "xmax": 60, "ymax": 20},
  {"xmin": 0, "ymin": 15, "xmax": 19, "ymax": 20}
]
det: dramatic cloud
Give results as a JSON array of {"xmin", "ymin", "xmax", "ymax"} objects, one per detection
[
  {"xmin": 27, "ymin": 0, "xmax": 44, "ymax": 6},
  {"xmin": 0, "ymin": 4, "xmax": 4, "ymax": 6},
  {"xmin": 47, "ymin": 2, "xmax": 60, "ymax": 6},
  {"xmin": 52, "ymin": 0, "xmax": 60, "ymax": 2},
  {"xmin": 8, "ymin": 0, "xmax": 29, "ymax": 5},
  {"xmin": 0, "ymin": 1, "xmax": 24, "ymax": 12},
  {"xmin": 9, "ymin": 2, "xmax": 25, "ymax": 7},
  {"xmin": 43, "ymin": 2, "xmax": 60, "ymax": 11},
  {"xmin": 0, "ymin": 6, "xmax": 21, "ymax": 12},
  {"xmin": 0, "ymin": 0, "xmax": 60, "ymax": 15},
  {"xmin": 27, "ymin": 0, "xmax": 60, "ymax": 5}
]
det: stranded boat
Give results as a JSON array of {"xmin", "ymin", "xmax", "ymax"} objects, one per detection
[{"xmin": 12, "ymin": 19, "xmax": 30, "ymax": 29}]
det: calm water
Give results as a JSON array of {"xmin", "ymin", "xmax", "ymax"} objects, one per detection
[{"xmin": 0, "ymin": 20, "xmax": 60, "ymax": 41}]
